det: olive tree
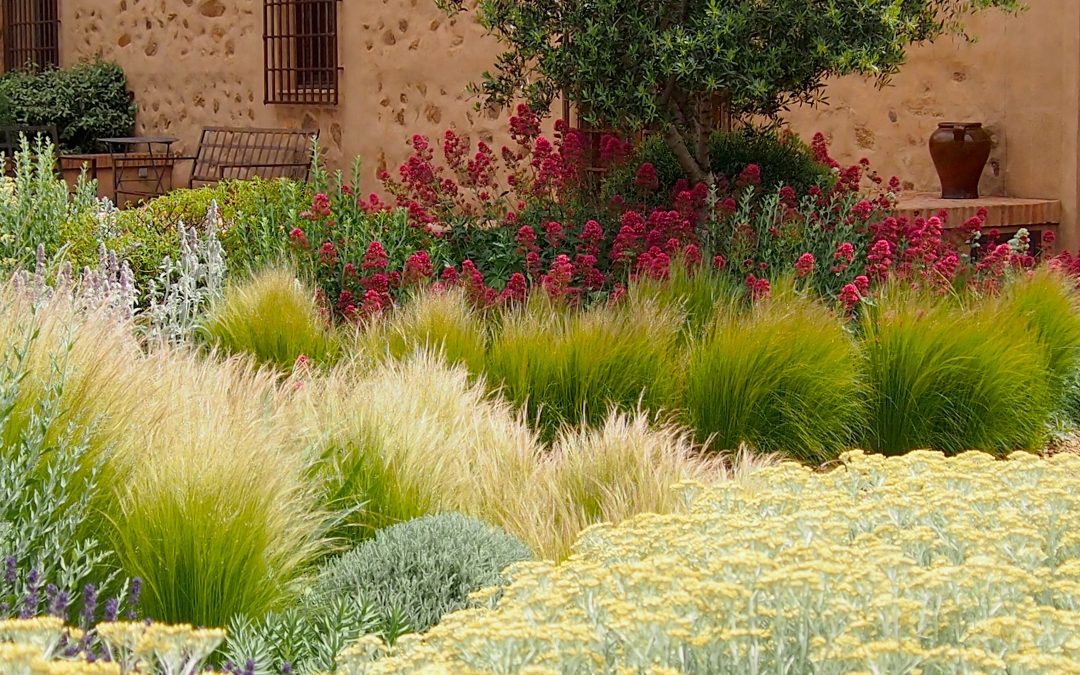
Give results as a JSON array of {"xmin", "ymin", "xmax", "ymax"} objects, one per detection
[{"xmin": 435, "ymin": 0, "xmax": 1022, "ymax": 184}]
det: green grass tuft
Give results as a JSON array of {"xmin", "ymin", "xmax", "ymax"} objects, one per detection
[
  {"xmin": 486, "ymin": 296, "xmax": 681, "ymax": 440},
  {"xmin": 201, "ymin": 267, "xmax": 339, "ymax": 370},
  {"xmin": 860, "ymin": 288, "xmax": 1053, "ymax": 455},
  {"xmin": 683, "ymin": 295, "xmax": 862, "ymax": 463}
]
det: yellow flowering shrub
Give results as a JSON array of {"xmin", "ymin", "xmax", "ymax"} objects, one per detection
[
  {"xmin": 0, "ymin": 620, "xmax": 223, "ymax": 675},
  {"xmin": 350, "ymin": 451, "xmax": 1080, "ymax": 674}
]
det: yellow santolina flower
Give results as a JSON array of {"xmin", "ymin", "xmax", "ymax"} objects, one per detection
[{"xmin": 354, "ymin": 451, "xmax": 1080, "ymax": 674}]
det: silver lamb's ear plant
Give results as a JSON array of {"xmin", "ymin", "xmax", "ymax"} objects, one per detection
[
  {"xmin": 144, "ymin": 202, "xmax": 227, "ymax": 344},
  {"xmin": 80, "ymin": 244, "xmax": 138, "ymax": 321}
]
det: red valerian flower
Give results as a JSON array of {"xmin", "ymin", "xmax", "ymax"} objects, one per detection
[
  {"xmin": 362, "ymin": 241, "xmax": 389, "ymax": 271},
  {"xmin": 834, "ymin": 242, "xmax": 855, "ymax": 263},
  {"xmin": 683, "ymin": 244, "xmax": 702, "ymax": 267},
  {"xmin": 403, "ymin": 250, "xmax": 434, "ymax": 285},
  {"xmin": 541, "ymin": 254, "xmax": 575, "ymax": 301},
  {"xmin": 839, "ymin": 283, "xmax": 861, "ymax": 311},
  {"xmin": 360, "ymin": 289, "xmax": 385, "ymax": 318},
  {"xmin": 543, "ymin": 221, "xmax": 565, "ymax": 248},
  {"xmin": 634, "ymin": 162, "xmax": 660, "ymax": 192},
  {"xmin": 795, "ymin": 253, "xmax": 815, "ymax": 278},
  {"xmin": 713, "ymin": 255, "xmax": 727, "ymax": 271},
  {"xmin": 500, "ymin": 272, "xmax": 528, "ymax": 304},
  {"xmin": 853, "ymin": 275, "xmax": 870, "ymax": 296},
  {"xmin": 289, "ymin": 227, "xmax": 309, "ymax": 249},
  {"xmin": 1043, "ymin": 230, "xmax": 1057, "ymax": 245},
  {"xmin": 318, "ymin": 241, "xmax": 338, "ymax": 266},
  {"xmin": 745, "ymin": 274, "xmax": 771, "ymax": 302}
]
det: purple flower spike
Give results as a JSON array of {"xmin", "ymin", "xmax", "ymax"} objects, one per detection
[
  {"xmin": 126, "ymin": 578, "xmax": 141, "ymax": 619},
  {"xmin": 81, "ymin": 584, "xmax": 97, "ymax": 627},
  {"xmin": 103, "ymin": 597, "xmax": 119, "ymax": 622},
  {"xmin": 4, "ymin": 557, "xmax": 16, "ymax": 585},
  {"xmin": 20, "ymin": 569, "xmax": 41, "ymax": 619},
  {"xmin": 46, "ymin": 585, "xmax": 69, "ymax": 620}
]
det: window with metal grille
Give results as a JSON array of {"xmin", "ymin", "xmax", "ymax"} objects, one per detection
[
  {"xmin": 2, "ymin": 0, "xmax": 60, "ymax": 72},
  {"xmin": 264, "ymin": 0, "xmax": 340, "ymax": 105}
]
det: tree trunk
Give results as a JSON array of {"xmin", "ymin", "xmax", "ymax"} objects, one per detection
[{"xmin": 663, "ymin": 94, "xmax": 714, "ymax": 187}]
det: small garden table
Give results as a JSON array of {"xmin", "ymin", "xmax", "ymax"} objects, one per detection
[{"xmin": 99, "ymin": 136, "xmax": 179, "ymax": 205}]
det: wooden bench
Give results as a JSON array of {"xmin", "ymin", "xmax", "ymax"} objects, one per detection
[{"xmin": 186, "ymin": 126, "xmax": 320, "ymax": 188}]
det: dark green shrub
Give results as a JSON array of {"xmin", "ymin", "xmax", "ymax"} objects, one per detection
[
  {"xmin": 312, "ymin": 513, "xmax": 533, "ymax": 635},
  {"xmin": 603, "ymin": 130, "xmax": 832, "ymax": 204},
  {"xmin": 0, "ymin": 60, "xmax": 135, "ymax": 153}
]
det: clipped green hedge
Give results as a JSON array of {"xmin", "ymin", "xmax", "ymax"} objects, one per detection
[{"xmin": 0, "ymin": 60, "xmax": 136, "ymax": 154}]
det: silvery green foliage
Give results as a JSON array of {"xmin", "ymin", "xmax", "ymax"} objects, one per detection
[
  {"xmin": 91, "ymin": 197, "xmax": 122, "ymax": 240},
  {"xmin": 314, "ymin": 513, "xmax": 533, "ymax": 636},
  {"xmin": 0, "ymin": 333, "xmax": 120, "ymax": 617},
  {"xmin": 144, "ymin": 202, "xmax": 226, "ymax": 344},
  {"xmin": 79, "ymin": 244, "xmax": 138, "ymax": 321},
  {"xmin": 10, "ymin": 243, "xmax": 137, "ymax": 321},
  {"xmin": 0, "ymin": 136, "xmax": 100, "ymax": 273},
  {"xmin": 222, "ymin": 596, "xmax": 383, "ymax": 675}
]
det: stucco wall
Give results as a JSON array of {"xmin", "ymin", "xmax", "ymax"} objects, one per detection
[
  {"xmin": 785, "ymin": 1, "xmax": 1080, "ymax": 246},
  {"xmin": 59, "ymin": 0, "xmax": 508, "ymax": 191},
  {"xmin": 53, "ymin": 1, "xmax": 1080, "ymax": 241}
]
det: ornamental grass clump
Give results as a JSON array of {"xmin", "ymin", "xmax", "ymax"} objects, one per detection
[
  {"xmin": 517, "ymin": 412, "xmax": 768, "ymax": 560},
  {"xmin": 107, "ymin": 352, "xmax": 326, "ymax": 627},
  {"xmin": 360, "ymin": 287, "xmax": 487, "ymax": 374},
  {"xmin": 0, "ymin": 284, "xmax": 327, "ymax": 628},
  {"xmin": 994, "ymin": 268, "xmax": 1080, "ymax": 398},
  {"xmin": 628, "ymin": 260, "xmax": 739, "ymax": 335},
  {"xmin": 683, "ymin": 295, "xmax": 862, "ymax": 463},
  {"xmin": 357, "ymin": 450, "xmax": 1080, "ymax": 674},
  {"xmin": 486, "ymin": 296, "xmax": 681, "ymax": 440},
  {"xmin": 201, "ymin": 267, "xmax": 339, "ymax": 370},
  {"xmin": 861, "ymin": 289, "xmax": 1052, "ymax": 455},
  {"xmin": 305, "ymin": 353, "xmax": 539, "ymax": 540}
]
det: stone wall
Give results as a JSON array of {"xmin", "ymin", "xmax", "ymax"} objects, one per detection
[
  {"xmin": 52, "ymin": 0, "xmax": 1080, "ymax": 241},
  {"xmin": 59, "ymin": 0, "xmax": 508, "ymax": 190},
  {"xmin": 785, "ymin": 0, "xmax": 1080, "ymax": 246}
]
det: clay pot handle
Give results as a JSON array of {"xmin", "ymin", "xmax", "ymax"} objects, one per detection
[{"xmin": 951, "ymin": 124, "xmax": 967, "ymax": 142}]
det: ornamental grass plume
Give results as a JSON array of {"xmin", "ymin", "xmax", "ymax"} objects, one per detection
[
  {"xmin": 860, "ymin": 284, "xmax": 1052, "ymax": 455},
  {"xmin": 993, "ymin": 267, "xmax": 1080, "ymax": 398},
  {"xmin": 486, "ymin": 294, "xmax": 682, "ymax": 440},
  {"xmin": 303, "ymin": 352, "xmax": 540, "ymax": 542},
  {"xmin": 683, "ymin": 293, "xmax": 863, "ymax": 463},
  {"xmin": 201, "ymin": 266, "xmax": 340, "ymax": 370},
  {"xmin": 627, "ymin": 259, "xmax": 740, "ymax": 336},
  {"xmin": 514, "ymin": 412, "xmax": 773, "ymax": 560},
  {"xmin": 0, "ymin": 282, "xmax": 327, "ymax": 627},
  {"xmin": 358, "ymin": 286, "xmax": 488, "ymax": 374}
]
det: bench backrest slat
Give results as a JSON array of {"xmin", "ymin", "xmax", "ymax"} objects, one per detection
[{"xmin": 191, "ymin": 126, "xmax": 319, "ymax": 186}]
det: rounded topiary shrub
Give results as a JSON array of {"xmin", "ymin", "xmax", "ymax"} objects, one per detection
[{"xmin": 311, "ymin": 513, "xmax": 533, "ymax": 635}]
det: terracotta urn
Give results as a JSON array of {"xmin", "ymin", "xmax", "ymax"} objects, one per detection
[{"xmin": 928, "ymin": 122, "xmax": 992, "ymax": 199}]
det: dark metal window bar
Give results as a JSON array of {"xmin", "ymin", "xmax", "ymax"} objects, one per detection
[
  {"xmin": 2, "ymin": 0, "xmax": 60, "ymax": 72},
  {"xmin": 263, "ymin": 0, "xmax": 341, "ymax": 105}
]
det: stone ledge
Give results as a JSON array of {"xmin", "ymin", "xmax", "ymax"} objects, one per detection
[{"xmin": 895, "ymin": 193, "xmax": 1062, "ymax": 228}]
